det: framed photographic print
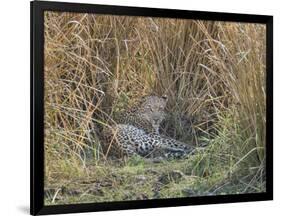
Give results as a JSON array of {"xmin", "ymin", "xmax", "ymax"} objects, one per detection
[{"xmin": 30, "ymin": 0, "xmax": 273, "ymax": 215}]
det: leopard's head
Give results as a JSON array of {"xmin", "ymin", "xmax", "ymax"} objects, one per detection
[{"xmin": 136, "ymin": 95, "xmax": 168, "ymax": 133}]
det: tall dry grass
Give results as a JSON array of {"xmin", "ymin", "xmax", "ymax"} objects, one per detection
[{"xmin": 43, "ymin": 11, "xmax": 266, "ymax": 196}]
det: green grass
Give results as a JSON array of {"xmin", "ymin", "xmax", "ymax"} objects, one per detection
[
  {"xmin": 45, "ymin": 141, "xmax": 264, "ymax": 205},
  {"xmin": 43, "ymin": 11, "xmax": 266, "ymax": 205}
]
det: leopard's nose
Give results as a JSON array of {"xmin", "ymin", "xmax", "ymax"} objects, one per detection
[{"xmin": 153, "ymin": 118, "xmax": 159, "ymax": 124}]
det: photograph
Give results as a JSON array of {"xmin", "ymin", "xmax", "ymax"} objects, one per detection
[{"xmin": 42, "ymin": 10, "xmax": 267, "ymax": 206}]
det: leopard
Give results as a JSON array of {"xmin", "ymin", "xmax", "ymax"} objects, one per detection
[{"xmin": 102, "ymin": 95, "xmax": 195, "ymax": 159}]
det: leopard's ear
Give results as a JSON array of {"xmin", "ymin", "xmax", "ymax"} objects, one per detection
[{"xmin": 161, "ymin": 95, "xmax": 168, "ymax": 101}]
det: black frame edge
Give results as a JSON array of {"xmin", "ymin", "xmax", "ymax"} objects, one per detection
[
  {"xmin": 38, "ymin": 193, "xmax": 272, "ymax": 215},
  {"xmin": 30, "ymin": 1, "xmax": 34, "ymax": 214},
  {"xmin": 31, "ymin": 1, "xmax": 45, "ymax": 215},
  {"xmin": 265, "ymin": 16, "xmax": 273, "ymax": 200},
  {"xmin": 33, "ymin": 0, "xmax": 272, "ymax": 23}
]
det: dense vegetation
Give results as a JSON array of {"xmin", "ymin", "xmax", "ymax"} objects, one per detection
[{"xmin": 44, "ymin": 11, "xmax": 266, "ymax": 205}]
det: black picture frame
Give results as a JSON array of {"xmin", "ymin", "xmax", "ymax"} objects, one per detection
[{"xmin": 30, "ymin": 1, "xmax": 273, "ymax": 215}]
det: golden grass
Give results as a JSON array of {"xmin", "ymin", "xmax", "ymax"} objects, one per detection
[{"xmin": 43, "ymin": 11, "xmax": 266, "ymax": 203}]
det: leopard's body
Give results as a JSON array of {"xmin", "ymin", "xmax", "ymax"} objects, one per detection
[
  {"xmin": 111, "ymin": 124, "xmax": 194, "ymax": 158},
  {"xmin": 103, "ymin": 95, "xmax": 194, "ymax": 158}
]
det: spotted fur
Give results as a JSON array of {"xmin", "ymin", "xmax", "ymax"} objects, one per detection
[{"xmin": 103, "ymin": 95, "xmax": 194, "ymax": 158}]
